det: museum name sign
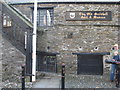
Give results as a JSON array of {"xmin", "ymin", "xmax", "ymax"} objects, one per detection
[{"xmin": 66, "ymin": 11, "xmax": 112, "ymax": 21}]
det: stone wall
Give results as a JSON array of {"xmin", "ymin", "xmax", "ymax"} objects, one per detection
[
  {"xmin": 12, "ymin": 3, "xmax": 120, "ymax": 74},
  {"xmin": 0, "ymin": 2, "xmax": 2, "ymax": 30},
  {"xmin": 0, "ymin": 2, "xmax": 2, "ymax": 89},
  {"xmin": 2, "ymin": 33, "xmax": 26, "ymax": 88},
  {"xmin": 12, "ymin": 3, "xmax": 119, "ymax": 51},
  {"xmin": 12, "ymin": 4, "xmax": 33, "ymax": 22},
  {"xmin": 118, "ymin": 5, "xmax": 120, "ymax": 49},
  {"xmin": 42, "ymin": 25, "xmax": 118, "ymax": 73},
  {"xmin": 39, "ymin": 4, "xmax": 119, "ymax": 73},
  {"xmin": 0, "ymin": 3, "xmax": 25, "ymax": 87}
]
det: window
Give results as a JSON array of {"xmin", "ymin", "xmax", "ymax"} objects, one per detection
[
  {"xmin": 32, "ymin": 8, "xmax": 54, "ymax": 27},
  {"xmin": 3, "ymin": 14, "xmax": 12, "ymax": 27}
]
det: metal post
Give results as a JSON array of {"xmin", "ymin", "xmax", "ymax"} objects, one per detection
[
  {"xmin": 26, "ymin": 31, "xmax": 33, "ymax": 82},
  {"xmin": 22, "ymin": 65, "xmax": 25, "ymax": 90},
  {"xmin": 32, "ymin": 0, "xmax": 37, "ymax": 82},
  {"xmin": 61, "ymin": 62, "xmax": 65, "ymax": 89}
]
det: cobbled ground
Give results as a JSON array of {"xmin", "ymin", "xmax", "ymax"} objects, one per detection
[{"xmin": 65, "ymin": 68, "xmax": 116, "ymax": 88}]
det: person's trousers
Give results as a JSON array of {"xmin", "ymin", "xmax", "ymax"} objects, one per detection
[{"xmin": 110, "ymin": 64, "xmax": 117, "ymax": 81}]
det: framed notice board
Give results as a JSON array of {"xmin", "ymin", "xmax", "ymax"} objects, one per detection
[{"xmin": 66, "ymin": 11, "xmax": 112, "ymax": 21}]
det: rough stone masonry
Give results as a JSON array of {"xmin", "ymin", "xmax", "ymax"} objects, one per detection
[
  {"xmin": 0, "ymin": 1, "xmax": 119, "ymax": 88},
  {"xmin": 0, "ymin": 2, "xmax": 2, "ymax": 89},
  {"xmin": 0, "ymin": 2, "xmax": 26, "ymax": 88},
  {"xmin": 12, "ymin": 3, "xmax": 120, "ymax": 74}
]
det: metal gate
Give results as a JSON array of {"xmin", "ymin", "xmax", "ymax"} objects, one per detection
[
  {"xmin": 77, "ymin": 54, "xmax": 103, "ymax": 75},
  {"xmin": 36, "ymin": 52, "xmax": 57, "ymax": 73}
]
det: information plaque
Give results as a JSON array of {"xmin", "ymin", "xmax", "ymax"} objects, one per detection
[{"xmin": 66, "ymin": 11, "xmax": 112, "ymax": 21}]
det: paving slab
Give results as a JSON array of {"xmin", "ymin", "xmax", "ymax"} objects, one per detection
[
  {"xmin": 32, "ymin": 68, "xmax": 120, "ymax": 89},
  {"xmin": 33, "ymin": 75, "xmax": 61, "ymax": 88}
]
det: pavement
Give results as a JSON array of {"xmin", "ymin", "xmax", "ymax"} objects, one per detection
[
  {"xmin": 32, "ymin": 68, "xmax": 120, "ymax": 89},
  {"xmin": 33, "ymin": 74, "xmax": 61, "ymax": 88}
]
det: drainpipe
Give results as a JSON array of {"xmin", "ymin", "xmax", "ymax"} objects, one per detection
[{"xmin": 32, "ymin": 0, "xmax": 37, "ymax": 82}]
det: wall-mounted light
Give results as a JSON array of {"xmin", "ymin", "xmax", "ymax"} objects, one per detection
[
  {"xmin": 79, "ymin": 47, "xmax": 83, "ymax": 51},
  {"xmin": 94, "ymin": 47, "xmax": 99, "ymax": 50}
]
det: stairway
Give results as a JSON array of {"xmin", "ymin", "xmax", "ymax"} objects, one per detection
[
  {"xmin": 1, "ymin": 2, "xmax": 33, "ymax": 55},
  {"xmin": 1, "ymin": 2, "xmax": 35, "ymax": 74}
]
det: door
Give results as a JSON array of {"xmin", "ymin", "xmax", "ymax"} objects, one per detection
[{"xmin": 37, "ymin": 53, "xmax": 57, "ymax": 73}]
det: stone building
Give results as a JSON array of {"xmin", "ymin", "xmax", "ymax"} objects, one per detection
[
  {"xmin": 0, "ymin": 1, "xmax": 33, "ymax": 88},
  {"xmin": 2, "ymin": 0, "xmax": 120, "ymax": 75},
  {"xmin": 0, "ymin": 2, "xmax": 2, "ymax": 88}
]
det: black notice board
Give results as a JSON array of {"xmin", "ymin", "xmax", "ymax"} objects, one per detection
[{"xmin": 66, "ymin": 11, "xmax": 112, "ymax": 21}]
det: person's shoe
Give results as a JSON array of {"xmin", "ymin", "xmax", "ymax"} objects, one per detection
[
  {"xmin": 110, "ymin": 80, "xmax": 114, "ymax": 82},
  {"xmin": 116, "ymin": 85, "xmax": 119, "ymax": 88}
]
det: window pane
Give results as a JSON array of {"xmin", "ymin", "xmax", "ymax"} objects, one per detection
[
  {"xmin": 46, "ymin": 10, "xmax": 51, "ymax": 26},
  {"xmin": 33, "ymin": 8, "xmax": 54, "ymax": 26},
  {"xmin": 40, "ymin": 8, "xmax": 53, "ymax": 26},
  {"xmin": 40, "ymin": 10, "xmax": 46, "ymax": 26},
  {"xmin": 37, "ymin": 10, "xmax": 39, "ymax": 25},
  {"xmin": 3, "ymin": 14, "xmax": 12, "ymax": 27}
]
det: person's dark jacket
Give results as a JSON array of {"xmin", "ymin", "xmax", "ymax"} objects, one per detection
[{"xmin": 113, "ymin": 55, "xmax": 120, "ymax": 61}]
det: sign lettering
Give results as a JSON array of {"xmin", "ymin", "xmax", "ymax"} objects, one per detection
[{"xmin": 66, "ymin": 11, "xmax": 112, "ymax": 21}]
